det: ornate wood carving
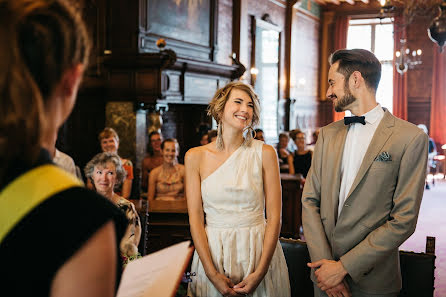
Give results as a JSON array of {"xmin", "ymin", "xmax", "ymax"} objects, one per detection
[{"xmin": 103, "ymin": 51, "xmax": 243, "ymax": 105}]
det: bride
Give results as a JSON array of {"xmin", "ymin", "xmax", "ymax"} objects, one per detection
[{"xmin": 185, "ymin": 81, "xmax": 290, "ymax": 297}]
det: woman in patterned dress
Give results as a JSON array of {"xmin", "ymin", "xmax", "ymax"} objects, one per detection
[{"xmin": 85, "ymin": 152, "xmax": 141, "ymax": 258}]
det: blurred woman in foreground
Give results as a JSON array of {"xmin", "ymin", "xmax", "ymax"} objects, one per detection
[{"xmin": 0, "ymin": 1, "xmax": 126, "ymax": 296}]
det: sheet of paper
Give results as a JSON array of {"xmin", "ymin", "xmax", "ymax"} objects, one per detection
[{"xmin": 117, "ymin": 241, "xmax": 193, "ymax": 297}]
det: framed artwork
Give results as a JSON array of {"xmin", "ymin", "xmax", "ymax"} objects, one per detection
[{"xmin": 140, "ymin": 0, "xmax": 218, "ymax": 61}]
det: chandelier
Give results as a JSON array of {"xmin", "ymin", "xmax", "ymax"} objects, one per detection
[{"xmin": 395, "ymin": 39, "xmax": 422, "ymax": 74}]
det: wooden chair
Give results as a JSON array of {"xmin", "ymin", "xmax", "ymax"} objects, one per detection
[
  {"xmin": 280, "ymin": 236, "xmax": 436, "ymax": 297},
  {"xmin": 279, "ymin": 237, "xmax": 314, "ymax": 297},
  {"xmin": 398, "ymin": 236, "xmax": 436, "ymax": 297}
]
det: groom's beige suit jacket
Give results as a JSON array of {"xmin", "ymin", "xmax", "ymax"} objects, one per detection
[{"xmin": 302, "ymin": 110, "xmax": 428, "ymax": 294}]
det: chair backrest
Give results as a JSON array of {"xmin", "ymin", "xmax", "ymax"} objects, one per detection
[
  {"xmin": 279, "ymin": 237, "xmax": 314, "ymax": 297},
  {"xmin": 398, "ymin": 250, "xmax": 436, "ymax": 297}
]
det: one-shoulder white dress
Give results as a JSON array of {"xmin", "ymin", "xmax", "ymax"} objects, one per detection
[{"xmin": 188, "ymin": 139, "xmax": 291, "ymax": 297}]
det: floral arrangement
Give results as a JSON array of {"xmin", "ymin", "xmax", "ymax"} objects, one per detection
[{"xmin": 121, "ymin": 252, "xmax": 142, "ymax": 269}]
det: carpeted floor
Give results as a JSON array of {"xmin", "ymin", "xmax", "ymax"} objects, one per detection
[{"xmin": 400, "ymin": 177, "xmax": 446, "ymax": 297}]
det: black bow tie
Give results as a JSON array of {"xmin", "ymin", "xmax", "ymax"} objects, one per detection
[{"xmin": 344, "ymin": 116, "xmax": 366, "ymax": 125}]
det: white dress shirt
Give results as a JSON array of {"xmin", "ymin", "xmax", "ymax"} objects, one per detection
[{"xmin": 338, "ymin": 104, "xmax": 384, "ymax": 218}]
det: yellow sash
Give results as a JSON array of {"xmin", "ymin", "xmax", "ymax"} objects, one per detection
[{"xmin": 0, "ymin": 164, "xmax": 83, "ymax": 243}]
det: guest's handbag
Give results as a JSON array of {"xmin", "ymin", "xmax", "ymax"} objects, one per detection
[{"xmin": 0, "ymin": 164, "xmax": 83, "ymax": 243}]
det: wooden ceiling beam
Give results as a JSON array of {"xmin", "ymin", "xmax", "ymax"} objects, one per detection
[
  {"xmin": 316, "ymin": 0, "xmax": 371, "ymax": 5},
  {"xmin": 313, "ymin": 0, "xmax": 327, "ymax": 5}
]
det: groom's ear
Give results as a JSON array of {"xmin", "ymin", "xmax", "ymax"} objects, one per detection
[{"xmin": 350, "ymin": 71, "xmax": 363, "ymax": 89}]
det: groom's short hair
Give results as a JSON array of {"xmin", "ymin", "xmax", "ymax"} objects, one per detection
[{"xmin": 329, "ymin": 49, "xmax": 381, "ymax": 93}]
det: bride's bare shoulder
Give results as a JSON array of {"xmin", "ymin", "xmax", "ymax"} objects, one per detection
[{"xmin": 185, "ymin": 143, "xmax": 216, "ymax": 164}]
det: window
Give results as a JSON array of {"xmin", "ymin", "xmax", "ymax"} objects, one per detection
[
  {"xmin": 347, "ymin": 18, "xmax": 394, "ymax": 113},
  {"xmin": 252, "ymin": 17, "xmax": 281, "ymax": 144}
]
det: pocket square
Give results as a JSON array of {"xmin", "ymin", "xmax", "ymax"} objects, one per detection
[{"xmin": 375, "ymin": 151, "xmax": 392, "ymax": 162}]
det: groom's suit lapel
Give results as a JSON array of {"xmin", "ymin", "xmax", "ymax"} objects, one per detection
[
  {"xmin": 329, "ymin": 123, "xmax": 348, "ymax": 221},
  {"xmin": 344, "ymin": 110, "xmax": 395, "ymax": 204}
]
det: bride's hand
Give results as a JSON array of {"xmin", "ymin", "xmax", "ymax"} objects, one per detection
[
  {"xmin": 208, "ymin": 272, "xmax": 243, "ymax": 297},
  {"xmin": 233, "ymin": 271, "xmax": 263, "ymax": 295}
]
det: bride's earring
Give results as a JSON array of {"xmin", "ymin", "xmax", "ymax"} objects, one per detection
[
  {"xmin": 216, "ymin": 121, "xmax": 224, "ymax": 151},
  {"xmin": 243, "ymin": 125, "xmax": 255, "ymax": 146}
]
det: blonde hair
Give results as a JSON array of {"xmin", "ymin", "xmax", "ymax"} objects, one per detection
[
  {"xmin": 99, "ymin": 127, "xmax": 119, "ymax": 142},
  {"xmin": 0, "ymin": 0, "xmax": 90, "ymax": 186},
  {"xmin": 207, "ymin": 82, "xmax": 260, "ymax": 150}
]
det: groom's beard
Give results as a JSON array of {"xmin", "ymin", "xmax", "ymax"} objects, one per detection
[{"xmin": 334, "ymin": 87, "xmax": 357, "ymax": 112}]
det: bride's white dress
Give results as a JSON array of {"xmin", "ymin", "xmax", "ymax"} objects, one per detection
[{"xmin": 188, "ymin": 139, "xmax": 291, "ymax": 297}]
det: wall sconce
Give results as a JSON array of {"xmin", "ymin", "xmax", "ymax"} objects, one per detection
[{"xmin": 250, "ymin": 67, "xmax": 259, "ymax": 86}]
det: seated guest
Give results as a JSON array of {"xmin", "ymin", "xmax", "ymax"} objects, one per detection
[
  {"xmin": 49, "ymin": 134, "xmax": 78, "ymax": 177},
  {"xmin": 53, "ymin": 148, "xmax": 77, "ymax": 176},
  {"xmin": 148, "ymin": 139, "xmax": 185, "ymax": 207},
  {"xmin": 255, "ymin": 128, "xmax": 265, "ymax": 142},
  {"xmin": 142, "ymin": 131, "xmax": 163, "ymax": 191},
  {"xmin": 277, "ymin": 132, "xmax": 293, "ymax": 173},
  {"xmin": 88, "ymin": 127, "xmax": 134, "ymax": 199},
  {"xmin": 288, "ymin": 128, "xmax": 301, "ymax": 153},
  {"xmin": 418, "ymin": 124, "xmax": 437, "ymax": 189},
  {"xmin": 207, "ymin": 129, "xmax": 218, "ymax": 143},
  {"xmin": 307, "ymin": 128, "xmax": 320, "ymax": 151},
  {"xmin": 289, "ymin": 131, "xmax": 312, "ymax": 182},
  {"xmin": 85, "ymin": 152, "xmax": 141, "ymax": 259},
  {"xmin": 199, "ymin": 133, "xmax": 209, "ymax": 146}
]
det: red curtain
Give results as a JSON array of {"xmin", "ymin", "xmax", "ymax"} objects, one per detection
[
  {"xmin": 392, "ymin": 18, "xmax": 408, "ymax": 120},
  {"xmin": 430, "ymin": 45, "xmax": 446, "ymax": 148},
  {"xmin": 332, "ymin": 16, "xmax": 350, "ymax": 122}
]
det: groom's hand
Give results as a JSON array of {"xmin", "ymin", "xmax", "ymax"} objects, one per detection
[
  {"xmin": 324, "ymin": 279, "xmax": 351, "ymax": 297},
  {"xmin": 307, "ymin": 259, "xmax": 347, "ymax": 291}
]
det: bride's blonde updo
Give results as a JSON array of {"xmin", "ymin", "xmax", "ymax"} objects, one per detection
[{"xmin": 207, "ymin": 81, "xmax": 261, "ymax": 150}]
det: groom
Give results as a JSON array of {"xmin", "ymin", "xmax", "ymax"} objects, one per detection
[{"xmin": 302, "ymin": 49, "xmax": 428, "ymax": 297}]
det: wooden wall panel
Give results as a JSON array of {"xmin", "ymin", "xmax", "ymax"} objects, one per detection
[{"xmin": 406, "ymin": 16, "xmax": 434, "ymax": 128}]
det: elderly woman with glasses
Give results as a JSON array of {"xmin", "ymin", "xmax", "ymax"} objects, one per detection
[{"xmin": 85, "ymin": 152, "xmax": 141, "ymax": 259}]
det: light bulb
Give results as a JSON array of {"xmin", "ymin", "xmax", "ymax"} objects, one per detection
[
  {"xmin": 250, "ymin": 67, "xmax": 259, "ymax": 75},
  {"xmin": 417, "ymin": 49, "xmax": 422, "ymax": 55},
  {"xmin": 379, "ymin": 0, "xmax": 386, "ymax": 6},
  {"xmin": 412, "ymin": 51, "xmax": 417, "ymax": 57},
  {"xmin": 396, "ymin": 51, "xmax": 401, "ymax": 57},
  {"xmin": 405, "ymin": 48, "xmax": 410, "ymax": 54}
]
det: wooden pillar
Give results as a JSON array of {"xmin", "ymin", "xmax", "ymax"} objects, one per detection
[
  {"xmin": 232, "ymin": 0, "xmax": 249, "ymax": 68},
  {"xmin": 282, "ymin": 0, "xmax": 299, "ymax": 132},
  {"xmin": 319, "ymin": 11, "xmax": 335, "ymax": 101}
]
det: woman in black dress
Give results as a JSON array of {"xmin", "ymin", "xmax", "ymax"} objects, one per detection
[{"xmin": 289, "ymin": 131, "xmax": 312, "ymax": 182}]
